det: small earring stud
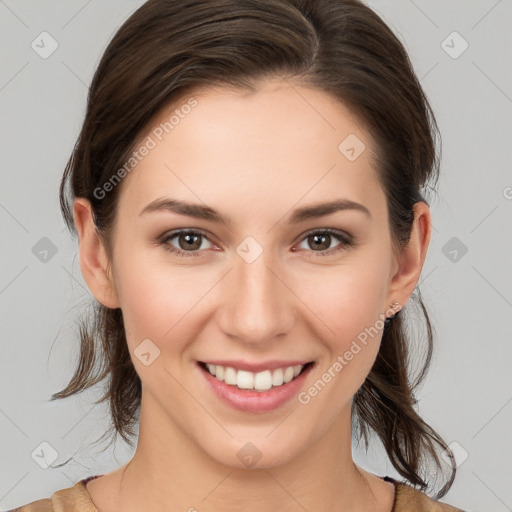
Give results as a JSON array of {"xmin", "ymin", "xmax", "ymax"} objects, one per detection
[{"xmin": 385, "ymin": 301, "xmax": 401, "ymax": 325}]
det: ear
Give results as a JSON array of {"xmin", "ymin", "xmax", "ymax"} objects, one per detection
[
  {"xmin": 386, "ymin": 201, "xmax": 432, "ymax": 311},
  {"xmin": 73, "ymin": 198, "xmax": 120, "ymax": 309}
]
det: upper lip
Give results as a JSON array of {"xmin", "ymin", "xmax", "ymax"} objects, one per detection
[{"xmin": 199, "ymin": 359, "xmax": 314, "ymax": 373}]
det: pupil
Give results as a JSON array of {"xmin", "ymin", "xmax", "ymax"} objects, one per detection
[
  {"xmin": 182, "ymin": 233, "xmax": 200, "ymax": 250},
  {"xmin": 312, "ymin": 234, "xmax": 329, "ymax": 250}
]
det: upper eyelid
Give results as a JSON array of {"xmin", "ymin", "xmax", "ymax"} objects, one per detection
[
  {"xmin": 160, "ymin": 228, "xmax": 216, "ymax": 243},
  {"xmin": 159, "ymin": 227, "xmax": 351, "ymax": 249}
]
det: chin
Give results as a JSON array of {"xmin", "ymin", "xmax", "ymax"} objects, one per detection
[{"xmin": 198, "ymin": 429, "xmax": 312, "ymax": 472}]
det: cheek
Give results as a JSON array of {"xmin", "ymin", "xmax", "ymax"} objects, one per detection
[
  {"xmin": 112, "ymin": 250, "xmax": 220, "ymax": 349},
  {"xmin": 293, "ymin": 265, "xmax": 389, "ymax": 419},
  {"xmin": 293, "ymin": 252, "xmax": 391, "ymax": 397},
  {"xmin": 299, "ymin": 259, "xmax": 390, "ymax": 342},
  {"xmin": 113, "ymin": 228, "xmax": 392, "ymax": 362}
]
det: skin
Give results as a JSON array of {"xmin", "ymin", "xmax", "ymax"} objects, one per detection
[{"xmin": 74, "ymin": 78, "xmax": 431, "ymax": 512}]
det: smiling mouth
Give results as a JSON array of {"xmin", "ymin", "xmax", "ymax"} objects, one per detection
[{"xmin": 197, "ymin": 361, "xmax": 315, "ymax": 392}]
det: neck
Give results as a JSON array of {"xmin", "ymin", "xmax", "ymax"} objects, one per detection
[{"xmin": 105, "ymin": 393, "xmax": 386, "ymax": 512}]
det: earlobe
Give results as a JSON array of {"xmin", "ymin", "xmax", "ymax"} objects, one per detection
[
  {"xmin": 387, "ymin": 201, "xmax": 432, "ymax": 309},
  {"xmin": 73, "ymin": 198, "xmax": 120, "ymax": 309}
]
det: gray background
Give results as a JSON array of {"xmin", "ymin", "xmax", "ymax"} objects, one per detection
[{"xmin": 1, "ymin": 1, "xmax": 511, "ymax": 510}]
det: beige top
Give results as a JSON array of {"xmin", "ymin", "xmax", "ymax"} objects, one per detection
[{"xmin": 9, "ymin": 475, "xmax": 466, "ymax": 511}]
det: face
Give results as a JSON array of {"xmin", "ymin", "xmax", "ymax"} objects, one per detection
[{"xmin": 91, "ymin": 79, "xmax": 408, "ymax": 469}]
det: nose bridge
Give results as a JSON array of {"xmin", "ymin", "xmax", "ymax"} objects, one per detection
[{"xmin": 219, "ymin": 246, "xmax": 293, "ymax": 344}]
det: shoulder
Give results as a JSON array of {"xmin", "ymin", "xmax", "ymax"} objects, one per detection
[
  {"xmin": 394, "ymin": 481, "xmax": 466, "ymax": 512},
  {"xmin": 8, "ymin": 479, "xmax": 97, "ymax": 512}
]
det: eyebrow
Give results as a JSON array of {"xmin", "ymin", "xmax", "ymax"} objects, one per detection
[{"xmin": 139, "ymin": 197, "xmax": 371, "ymax": 225}]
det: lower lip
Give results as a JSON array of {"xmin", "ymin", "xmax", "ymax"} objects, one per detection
[{"xmin": 198, "ymin": 363, "xmax": 314, "ymax": 413}]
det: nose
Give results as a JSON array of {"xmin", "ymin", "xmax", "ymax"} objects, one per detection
[{"xmin": 217, "ymin": 250, "xmax": 296, "ymax": 347}]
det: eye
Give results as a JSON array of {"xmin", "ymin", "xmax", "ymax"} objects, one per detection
[
  {"xmin": 157, "ymin": 228, "xmax": 353, "ymax": 258},
  {"xmin": 158, "ymin": 229, "xmax": 215, "ymax": 257},
  {"xmin": 294, "ymin": 228, "xmax": 353, "ymax": 257}
]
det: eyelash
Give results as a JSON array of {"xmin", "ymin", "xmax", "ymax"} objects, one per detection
[{"xmin": 157, "ymin": 228, "xmax": 353, "ymax": 258}]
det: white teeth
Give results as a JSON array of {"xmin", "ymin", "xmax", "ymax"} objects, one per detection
[
  {"xmin": 204, "ymin": 363, "xmax": 307, "ymax": 391},
  {"xmin": 254, "ymin": 370, "xmax": 273, "ymax": 391},
  {"xmin": 224, "ymin": 367, "xmax": 237, "ymax": 385},
  {"xmin": 236, "ymin": 370, "xmax": 254, "ymax": 390},
  {"xmin": 283, "ymin": 366, "xmax": 294, "ymax": 383},
  {"xmin": 271, "ymin": 368, "xmax": 284, "ymax": 386}
]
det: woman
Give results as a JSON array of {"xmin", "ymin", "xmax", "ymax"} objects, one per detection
[{"xmin": 12, "ymin": 0, "xmax": 466, "ymax": 510}]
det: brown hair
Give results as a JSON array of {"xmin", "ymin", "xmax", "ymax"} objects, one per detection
[{"xmin": 55, "ymin": 0, "xmax": 456, "ymax": 498}]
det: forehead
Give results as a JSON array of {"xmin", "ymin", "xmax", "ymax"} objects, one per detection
[{"xmin": 118, "ymin": 79, "xmax": 384, "ymax": 221}]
